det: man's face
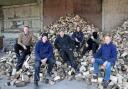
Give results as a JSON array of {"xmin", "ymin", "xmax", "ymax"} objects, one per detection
[
  {"xmin": 23, "ymin": 27, "xmax": 29, "ymax": 34},
  {"xmin": 42, "ymin": 36, "xmax": 48, "ymax": 43},
  {"xmin": 104, "ymin": 36, "xmax": 111, "ymax": 44},
  {"xmin": 76, "ymin": 27, "xmax": 80, "ymax": 32},
  {"xmin": 59, "ymin": 31, "xmax": 64, "ymax": 37}
]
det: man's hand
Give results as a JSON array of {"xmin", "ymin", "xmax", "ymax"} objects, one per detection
[
  {"xmin": 101, "ymin": 61, "xmax": 108, "ymax": 70},
  {"xmin": 69, "ymin": 48, "xmax": 72, "ymax": 51},
  {"xmin": 54, "ymin": 49, "xmax": 58, "ymax": 52},
  {"xmin": 91, "ymin": 58, "xmax": 95, "ymax": 63},
  {"xmin": 101, "ymin": 65, "xmax": 105, "ymax": 70},
  {"xmin": 103, "ymin": 61, "xmax": 108, "ymax": 67},
  {"xmin": 91, "ymin": 36, "xmax": 94, "ymax": 40},
  {"xmin": 75, "ymin": 38, "xmax": 79, "ymax": 42},
  {"xmin": 41, "ymin": 58, "xmax": 47, "ymax": 65},
  {"xmin": 86, "ymin": 43, "xmax": 88, "ymax": 47},
  {"xmin": 23, "ymin": 61, "xmax": 30, "ymax": 69},
  {"xmin": 23, "ymin": 45, "xmax": 27, "ymax": 50}
]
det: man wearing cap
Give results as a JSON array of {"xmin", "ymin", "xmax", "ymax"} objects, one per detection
[
  {"xmin": 14, "ymin": 26, "xmax": 35, "ymax": 71},
  {"xmin": 54, "ymin": 30, "xmax": 79, "ymax": 73},
  {"xmin": 34, "ymin": 33, "xmax": 55, "ymax": 86}
]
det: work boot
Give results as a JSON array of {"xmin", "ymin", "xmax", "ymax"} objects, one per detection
[
  {"xmin": 102, "ymin": 80, "xmax": 109, "ymax": 89},
  {"xmin": 91, "ymin": 74, "xmax": 98, "ymax": 83},
  {"xmin": 46, "ymin": 73, "xmax": 52, "ymax": 80},
  {"xmin": 34, "ymin": 81, "xmax": 38, "ymax": 87},
  {"xmin": 75, "ymin": 68, "xmax": 80, "ymax": 75},
  {"xmin": 45, "ymin": 73, "xmax": 52, "ymax": 84},
  {"xmin": 34, "ymin": 81, "xmax": 39, "ymax": 89},
  {"xmin": 93, "ymin": 74, "xmax": 98, "ymax": 79}
]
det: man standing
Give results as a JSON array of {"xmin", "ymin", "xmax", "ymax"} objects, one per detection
[
  {"xmin": 14, "ymin": 26, "xmax": 35, "ymax": 71},
  {"xmin": 54, "ymin": 30, "xmax": 79, "ymax": 73},
  {"xmin": 34, "ymin": 33, "xmax": 55, "ymax": 86},
  {"xmin": 92, "ymin": 35, "xmax": 117, "ymax": 88}
]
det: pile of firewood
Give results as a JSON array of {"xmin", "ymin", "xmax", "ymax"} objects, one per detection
[{"xmin": 0, "ymin": 14, "xmax": 128, "ymax": 89}]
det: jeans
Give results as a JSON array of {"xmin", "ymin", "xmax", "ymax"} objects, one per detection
[
  {"xmin": 93, "ymin": 58, "xmax": 112, "ymax": 81},
  {"xmin": 14, "ymin": 44, "xmax": 31, "ymax": 71},
  {"xmin": 34, "ymin": 57, "xmax": 55, "ymax": 81}
]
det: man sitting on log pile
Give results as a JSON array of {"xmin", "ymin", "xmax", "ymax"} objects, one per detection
[
  {"xmin": 14, "ymin": 26, "xmax": 36, "ymax": 71},
  {"xmin": 54, "ymin": 29, "xmax": 79, "ymax": 73},
  {"xmin": 92, "ymin": 34, "xmax": 117, "ymax": 88},
  {"xmin": 34, "ymin": 33, "xmax": 55, "ymax": 87},
  {"xmin": 71, "ymin": 26, "xmax": 84, "ymax": 52},
  {"xmin": 82, "ymin": 31, "xmax": 100, "ymax": 57}
]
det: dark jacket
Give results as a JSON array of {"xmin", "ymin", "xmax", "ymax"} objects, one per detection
[
  {"xmin": 94, "ymin": 42, "xmax": 117, "ymax": 64},
  {"xmin": 54, "ymin": 34, "xmax": 74, "ymax": 51},
  {"xmin": 87, "ymin": 32, "xmax": 100, "ymax": 47},
  {"xmin": 35, "ymin": 40, "xmax": 53, "ymax": 61},
  {"xmin": 72, "ymin": 31, "xmax": 84, "ymax": 43}
]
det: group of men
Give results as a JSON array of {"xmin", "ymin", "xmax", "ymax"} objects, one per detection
[{"xmin": 14, "ymin": 26, "xmax": 117, "ymax": 89}]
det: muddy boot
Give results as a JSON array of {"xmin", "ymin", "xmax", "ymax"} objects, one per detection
[
  {"xmin": 102, "ymin": 80, "xmax": 109, "ymax": 89},
  {"xmin": 45, "ymin": 73, "xmax": 52, "ymax": 84},
  {"xmin": 34, "ymin": 81, "xmax": 39, "ymax": 89}
]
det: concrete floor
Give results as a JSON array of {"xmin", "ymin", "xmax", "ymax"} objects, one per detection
[{"xmin": 0, "ymin": 78, "xmax": 98, "ymax": 89}]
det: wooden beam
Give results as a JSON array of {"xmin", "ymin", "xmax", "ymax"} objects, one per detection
[{"xmin": 0, "ymin": 0, "xmax": 37, "ymax": 6}]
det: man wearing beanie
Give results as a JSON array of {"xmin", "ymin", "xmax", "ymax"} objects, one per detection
[
  {"xmin": 82, "ymin": 31, "xmax": 100, "ymax": 57},
  {"xmin": 34, "ymin": 33, "xmax": 55, "ymax": 87}
]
